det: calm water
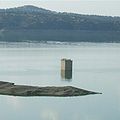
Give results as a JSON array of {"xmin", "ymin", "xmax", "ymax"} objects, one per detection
[{"xmin": 0, "ymin": 43, "xmax": 120, "ymax": 120}]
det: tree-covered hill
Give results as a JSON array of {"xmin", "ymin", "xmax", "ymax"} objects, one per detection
[{"xmin": 0, "ymin": 5, "xmax": 120, "ymax": 42}]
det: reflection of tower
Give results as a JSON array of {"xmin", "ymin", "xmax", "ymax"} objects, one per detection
[{"xmin": 61, "ymin": 59, "xmax": 72, "ymax": 80}]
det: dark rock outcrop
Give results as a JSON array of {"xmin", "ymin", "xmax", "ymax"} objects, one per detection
[{"xmin": 0, "ymin": 81, "xmax": 101, "ymax": 97}]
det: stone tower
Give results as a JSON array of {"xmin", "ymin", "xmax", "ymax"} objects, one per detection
[{"xmin": 61, "ymin": 59, "xmax": 72, "ymax": 79}]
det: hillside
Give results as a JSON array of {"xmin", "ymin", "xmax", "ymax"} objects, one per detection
[{"xmin": 0, "ymin": 5, "xmax": 120, "ymax": 42}]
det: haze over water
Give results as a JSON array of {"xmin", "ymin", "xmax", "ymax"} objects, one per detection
[{"xmin": 0, "ymin": 42, "xmax": 120, "ymax": 120}]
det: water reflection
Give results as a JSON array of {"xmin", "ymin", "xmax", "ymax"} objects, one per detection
[
  {"xmin": 41, "ymin": 108, "xmax": 59, "ymax": 120},
  {"xmin": 61, "ymin": 70, "xmax": 72, "ymax": 80}
]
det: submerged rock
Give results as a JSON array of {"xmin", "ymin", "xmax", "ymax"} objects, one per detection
[{"xmin": 0, "ymin": 81, "xmax": 101, "ymax": 97}]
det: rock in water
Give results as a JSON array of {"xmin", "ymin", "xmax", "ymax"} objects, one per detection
[{"xmin": 0, "ymin": 81, "xmax": 101, "ymax": 97}]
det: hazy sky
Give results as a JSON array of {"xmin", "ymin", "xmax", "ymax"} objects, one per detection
[{"xmin": 0, "ymin": 0, "xmax": 120, "ymax": 16}]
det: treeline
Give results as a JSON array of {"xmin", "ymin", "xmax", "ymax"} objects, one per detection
[
  {"xmin": 0, "ymin": 30, "xmax": 120, "ymax": 43},
  {"xmin": 0, "ymin": 5, "xmax": 120, "ymax": 31},
  {"xmin": 0, "ymin": 5, "xmax": 120, "ymax": 42}
]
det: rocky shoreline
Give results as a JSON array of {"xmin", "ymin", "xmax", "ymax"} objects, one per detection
[{"xmin": 0, "ymin": 81, "xmax": 101, "ymax": 97}]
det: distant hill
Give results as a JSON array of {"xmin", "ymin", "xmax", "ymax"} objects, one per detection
[
  {"xmin": 0, "ymin": 5, "xmax": 120, "ymax": 42},
  {"xmin": 1, "ymin": 5, "xmax": 53, "ymax": 14}
]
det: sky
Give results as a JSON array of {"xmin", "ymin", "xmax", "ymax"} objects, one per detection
[{"xmin": 0, "ymin": 0, "xmax": 120, "ymax": 16}]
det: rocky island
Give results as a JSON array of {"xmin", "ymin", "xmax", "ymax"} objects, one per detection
[{"xmin": 0, "ymin": 81, "xmax": 101, "ymax": 97}]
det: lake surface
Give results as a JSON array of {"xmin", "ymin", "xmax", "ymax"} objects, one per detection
[{"xmin": 0, "ymin": 42, "xmax": 120, "ymax": 120}]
